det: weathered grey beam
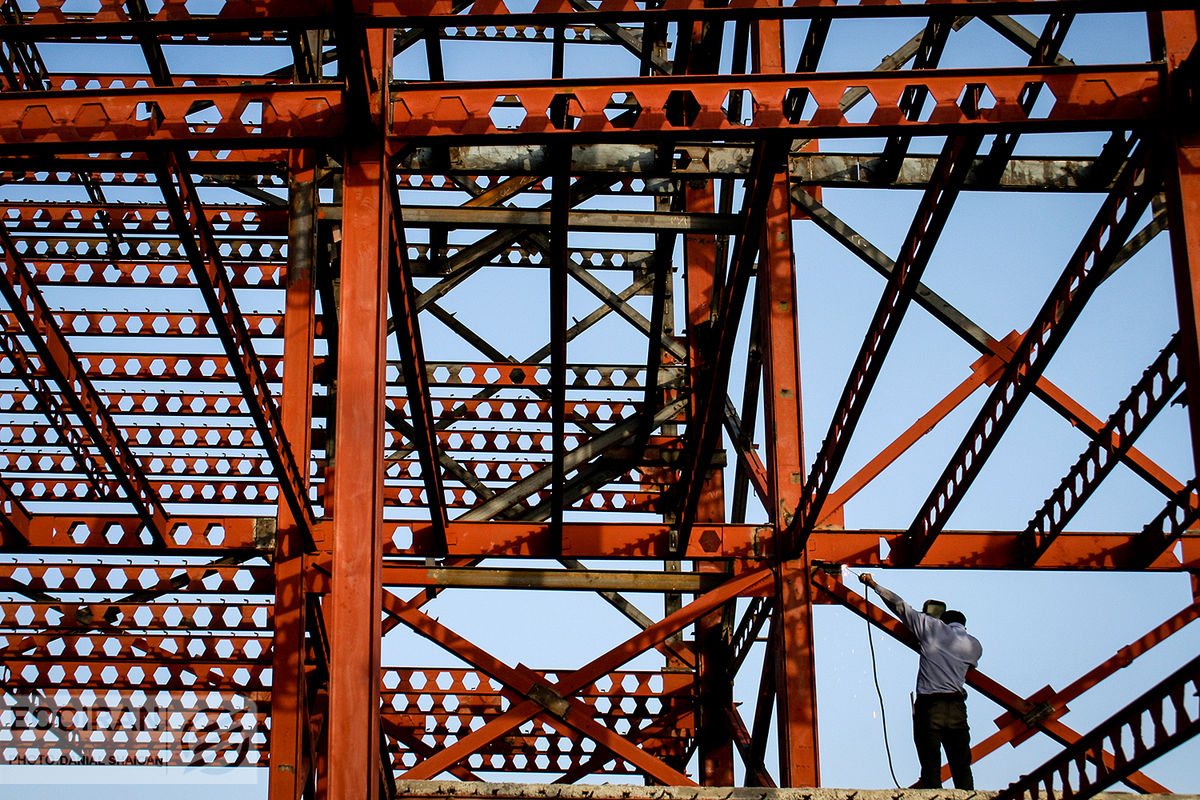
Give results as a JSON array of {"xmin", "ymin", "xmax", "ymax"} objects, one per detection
[
  {"xmin": 381, "ymin": 565, "xmax": 722, "ymax": 593},
  {"xmin": 360, "ymin": 205, "xmax": 741, "ymax": 233},
  {"xmin": 401, "ymin": 145, "xmax": 1108, "ymax": 191}
]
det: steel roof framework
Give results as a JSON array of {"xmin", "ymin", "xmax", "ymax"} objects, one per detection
[{"xmin": 0, "ymin": 2, "xmax": 1197, "ymax": 799}]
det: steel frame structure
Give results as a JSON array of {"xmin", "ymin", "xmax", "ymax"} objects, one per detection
[{"xmin": 0, "ymin": 2, "xmax": 1198, "ymax": 799}]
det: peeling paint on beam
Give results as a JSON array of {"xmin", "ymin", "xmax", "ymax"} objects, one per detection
[{"xmin": 403, "ymin": 145, "xmax": 1107, "ymax": 191}]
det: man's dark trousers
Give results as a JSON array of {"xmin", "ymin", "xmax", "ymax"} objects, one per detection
[{"xmin": 913, "ymin": 692, "xmax": 973, "ymax": 789}]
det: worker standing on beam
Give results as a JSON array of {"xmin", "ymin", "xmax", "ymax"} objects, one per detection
[{"xmin": 858, "ymin": 572, "xmax": 982, "ymax": 789}]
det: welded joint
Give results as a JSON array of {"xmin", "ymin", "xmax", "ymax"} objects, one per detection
[
  {"xmin": 1020, "ymin": 700, "xmax": 1056, "ymax": 729},
  {"xmin": 525, "ymin": 683, "xmax": 570, "ymax": 720}
]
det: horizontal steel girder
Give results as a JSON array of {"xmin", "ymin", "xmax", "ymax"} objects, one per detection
[{"xmin": 0, "ymin": 65, "xmax": 1168, "ymax": 150}]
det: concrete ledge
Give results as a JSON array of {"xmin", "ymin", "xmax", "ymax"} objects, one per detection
[{"xmin": 392, "ymin": 781, "xmax": 1199, "ymax": 800}]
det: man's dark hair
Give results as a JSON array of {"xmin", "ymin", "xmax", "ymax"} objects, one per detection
[{"xmin": 942, "ymin": 609, "xmax": 966, "ymax": 626}]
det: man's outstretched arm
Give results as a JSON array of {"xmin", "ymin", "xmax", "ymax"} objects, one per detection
[{"xmin": 858, "ymin": 572, "xmax": 928, "ymax": 636}]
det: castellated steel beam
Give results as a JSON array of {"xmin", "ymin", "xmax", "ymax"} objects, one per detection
[
  {"xmin": 0, "ymin": 223, "xmax": 169, "ymax": 543},
  {"xmin": 1, "ymin": 3, "xmax": 1199, "ymax": 796}
]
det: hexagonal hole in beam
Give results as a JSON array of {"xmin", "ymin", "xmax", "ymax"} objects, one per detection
[
  {"xmin": 957, "ymin": 83, "xmax": 997, "ymax": 119},
  {"xmin": 604, "ymin": 91, "xmax": 642, "ymax": 128},
  {"xmin": 841, "ymin": 86, "xmax": 878, "ymax": 124},
  {"xmin": 1020, "ymin": 80, "xmax": 1058, "ymax": 119},
  {"xmin": 664, "ymin": 90, "xmax": 700, "ymax": 128},
  {"xmin": 783, "ymin": 87, "xmax": 817, "ymax": 124},
  {"xmin": 488, "ymin": 94, "xmax": 526, "ymax": 130},
  {"xmin": 184, "ymin": 100, "xmax": 221, "ymax": 135},
  {"xmin": 546, "ymin": 93, "xmax": 583, "ymax": 130},
  {"xmin": 722, "ymin": 89, "xmax": 754, "ymax": 127}
]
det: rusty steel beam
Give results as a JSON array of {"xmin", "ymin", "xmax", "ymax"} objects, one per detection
[
  {"xmin": 994, "ymin": 653, "xmax": 1200, "ymax": 800},
  {"xmin": 387, "ymin": 602, "xmax": 694, "ymax": 785},
  {"xmin": 904, "ymin": 138, "xmax": 1161, "ymax": 563},
  {"xmin": 0, "ymin": 85, "xmax": 342, "ymax": 151},
  {"xmin": 151, "ymin": 153, "xmax": 317, "ymax": 545},
  {"xmin": 387, "ymin": 180, "xmax": 449, "ymax": 550},
  {"xmin": 399, "ymin": 566, "xmax": 772, "ymax": 780},
  {"xmin": 810, "ymin": 573, "xmax": 1175, "ymax": 794},
  {"xmin": 389, "ymin": 66, "xmax": 1163, "ymax": 140},
  {"xmin": 0, "ymin": 223, "xmax": 169, "ymax": 543},
  {"xmin": 792, "ymin": 133, "xmax": 982, "ymax": 544},
  {"xmin": 0, "ymin": 0, "xmax": 1191, "ymax": 38},
  {"xmin": 0, "ymin": 472, "xmax": 30, "ymax": 545},
  {"xmin": 674, "ymin": 138, "xmax": 789, "ymax": 556},
  {"xmin": 1023, "ymin": 335, "xmax": 1185, "ymax": 564}
]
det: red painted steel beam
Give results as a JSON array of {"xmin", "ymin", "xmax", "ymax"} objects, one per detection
[
  {"xmin": 968, "ymin": 602, "xmax": 1200, "ymax": 777},
  {"xmin": 774, "ymin": 558, "xmax": 819, "ymax": 786},
  {"xmin": 0, "ymin": 201, "xmax": 289, "ymax": 236},
  {"xmin": 1023, "ymin": 335, "xmax": 1184, "ymax": 565},
  {"xmin": 759, "ymin": 147, "xmax": 804, "ymax": 546},
  {"xmin": 753, "ymin": 14, "xmax": 821, "ymax": 758},
  {"xmin": 676, "ymin": 22, "xmax": 736, "ymax": 775},
  {"xmin": 904, "ymin": 137, "xmax": 1160, "ymax": 563},
  {"xmin": 0, "ymin": 474, "xmax": 30, "ymax": 546},
  {"xmin": 675, "ymin": 138, "xmax": 788, "ymax": 555},
  {"xmin": 0, "ymin": 0, "xmax": 1190, "ymax": 37},
  {"xmin": 389, "ymin": 67, "xmax": 1162, "ymax": 140},
  {"xmin": 792, "ymin": 133, "xmax": 982, "ymax": 544},
  {"xmin": 387, "ymin": 176, "xmax": 449, "ymax": 550},
  {"xmin": 810, "ymin": 573, "xmax": 1174, "ymax": 794},
  {"xmin": 0, "ymin": 222, "xmax": 169, "ymax": 544},
  {"xmin": 1159, "ymin": 10, "xmax": 1200, "ymax": 483},
  {"xmin": 371, "ymin": 519, "xmax": 1200, "ymax": 568},
  {"xmin": 388, "ymin": 602, "xmax": 694, "ymax": 784},
  {"xmin": 152, "ymin": 151, "xmax": 316, "ymax": 544},
  {"xmin": 399, "ymin": 566, "xmax": 772, "ymax": 780},
  {"xmin": 328, "ymin": 132, "xmax": 391, "ymax": 800},
  {"xmin": 269, "ymin": 150, "xmax": 319, "ymax": 800},
  {"xmin": 0, "ymin": 85, "xmax": 342, "ymax": 151},
  {"xmin": 994, "ymin": 653, "xmax": 1200, "ymax": 800},
  {"xmin": 5, "ymin": 514, "xmax": 1197, "ymax": 570}
]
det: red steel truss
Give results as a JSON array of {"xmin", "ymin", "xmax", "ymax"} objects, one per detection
[{"xmin": 0, "ymin": 2, "xmax": 1198, "ymax": 799}]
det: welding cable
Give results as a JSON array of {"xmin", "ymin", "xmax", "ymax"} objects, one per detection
[
  {"xmin": 845, "ymin": 566, "xmax": 901, "ymax": 788},
  {"xmin": 864, "ymin": 591, "xmax": 901, "ymax": 788}
]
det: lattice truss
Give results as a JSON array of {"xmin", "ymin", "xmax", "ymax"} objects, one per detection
[{"xmin": 0, "ymin": 1, "xmax": 1198, "ymax": 797}]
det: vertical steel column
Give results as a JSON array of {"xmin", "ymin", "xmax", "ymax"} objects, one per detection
[
  {"xmin": 1158, "ymin": 11, "xmax": 1200, "ymax": 480},
  {"xmin": 754, "ymin": 9, "xmax": 820, "ymax": 786},
  {"xmin": 683, "ymin": 112, "xmax": 735, "ymax": 785},
  {"xmin": 762, "ymin": 175, "xmax": 819, "ymax": 787},
  {"xmin": 328, "ymin": 140, "xmax": 388, "ymax": 799},
  {"xmin": 328, "ymin": 15, "xmax": 390, "ymax": 788},
  {"xmin": 270, "ymin": 150, "xmax": 318, "ymax": 800}
]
